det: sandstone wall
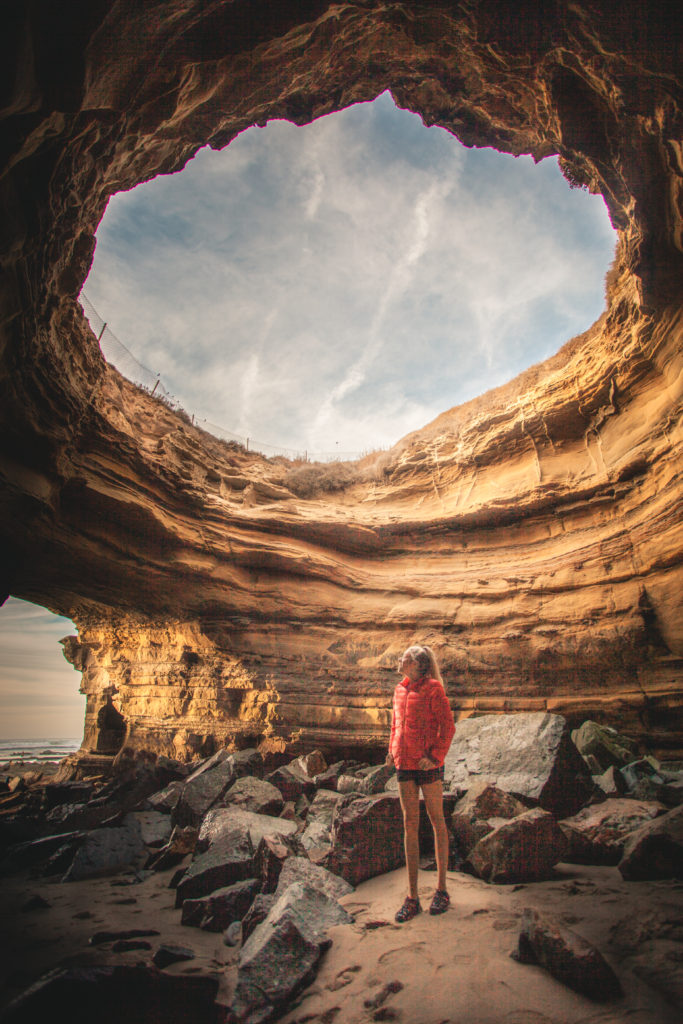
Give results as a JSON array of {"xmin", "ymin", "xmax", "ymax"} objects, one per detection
[{"xmin": 1, "ymin": 2, "xmax": 681, "ymax": 760}]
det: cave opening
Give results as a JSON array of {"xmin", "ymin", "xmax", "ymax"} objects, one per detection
[
  {"xmin": 0, "ymin": 598, "xmax": 84, "ymax": 751},
  {"xmin": 95, "ymin": 699, "xmax": 127, "ymax": 755},
  {"xmin": 84, "ymin": 91, "xmax": 616, "ymax": 462}
]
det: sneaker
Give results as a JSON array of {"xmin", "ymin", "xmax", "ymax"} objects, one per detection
[
  {"xmin": 429, "ymin": 889, "xmax": 450, "ymax": 915},
  {"xmin": 395, "ymin": 896, "xmax": 422, "ymax": 923}
]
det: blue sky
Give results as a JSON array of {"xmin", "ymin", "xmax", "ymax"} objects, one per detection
[{"xmin": 1, "ymin": 92, "xmax": 616, "ymax": 739}]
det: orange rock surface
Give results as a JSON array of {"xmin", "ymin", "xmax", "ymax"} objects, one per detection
[{"xmin": 1, "ymin": 2, "xmax": 681, "ymax": 761}]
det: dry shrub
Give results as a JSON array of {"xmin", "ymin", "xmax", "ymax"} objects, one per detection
[{"xmin": 282, "ymin": 461, "xmax": 359, "ymax": 497}]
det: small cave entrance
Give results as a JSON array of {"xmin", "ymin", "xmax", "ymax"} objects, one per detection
[{"xmin": 95, "ymin": 699, "xmax": 126, "ymax": 754}]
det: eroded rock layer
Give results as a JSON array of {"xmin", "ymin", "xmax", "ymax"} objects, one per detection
[{"xmin": 1, "ymin": 2, "xmax": 681, "ymax": 761}]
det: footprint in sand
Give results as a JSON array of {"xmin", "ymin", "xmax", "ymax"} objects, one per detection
[
  {"xmin": 326, "ymin": 965, "xmax": 362, "ymax": 991},
  {"xmin": 364, "ymin": 980, "xmax": 403, "ymax": 1010},
  {"xmin": 379, "ymin": 942, "xmax": 428, "ymax": 966}
]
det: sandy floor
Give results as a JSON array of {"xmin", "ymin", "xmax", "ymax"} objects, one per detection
[{"xmin": 1, "ymin": 858, "xmax": 681, "ymax": 1023}]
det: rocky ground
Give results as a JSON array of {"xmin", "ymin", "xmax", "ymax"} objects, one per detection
[{"xmin": 1, "ymin": 715, "xmax": 681, "ymax": 1023}]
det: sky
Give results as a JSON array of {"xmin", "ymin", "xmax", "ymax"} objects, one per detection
[
  {"xmin": 0, "ymin": 91, "xmax": 617, "ymax": 740},
  {"xmin": 0, "ymin": 598, "xmax": 83, "ymax": 741}
]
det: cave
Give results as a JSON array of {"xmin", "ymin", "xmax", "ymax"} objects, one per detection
[
  {"xmin": 95, "ymin": 698, "xmax": 126, "ymax": 755},
  {"xmin": 1, "ymin": 1, "xmax": 681, "ymax": 765}
]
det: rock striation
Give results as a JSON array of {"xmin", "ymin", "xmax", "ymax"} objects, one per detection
[{"xmin": 0, "ymin": 2, "xmax": 681, "ymax": 762}]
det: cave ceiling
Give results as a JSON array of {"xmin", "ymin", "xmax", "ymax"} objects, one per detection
[{"xmin": 1, "ymin": 1, "xmax": 681, "ymax": 760}]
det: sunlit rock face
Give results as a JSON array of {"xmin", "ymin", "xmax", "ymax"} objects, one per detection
[{"xmin": 1, "ymin": 2, "xmax": 681, "ymax": 762}]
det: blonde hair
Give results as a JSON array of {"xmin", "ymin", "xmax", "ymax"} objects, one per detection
[{"xmin": 404, "ymin": 644, "xmax": 444, "ymax": 685}]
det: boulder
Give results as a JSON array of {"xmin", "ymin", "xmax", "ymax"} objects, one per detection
[
  {"xmin": 232, "ymin": 881, "xmax": 352, "ymax": 1023},
  {"xmin": 221, "ymin": 777, "xmax": 284, "ymax": 816},
  {"xmin": 293, "ymin": 751, "xmax": 327, "ymax": 778},
  {"xmin": 197, "ymin": 807, "xmax": 297, "ymax": 853},
  {"xmin": 571, "ymin": 721, "xmax": 638, "ymax": 772},
  {"xmin": 181, "ymin": 878, "xmax": 260, "ymax": 930},
  {"xmin": 152, "ymin": 945, "xmax": 196, "ymax": 968},
  {"xmin": 175, "ymin": 827, "xmax": 254, "ymax": 905},
  {"xmin": 275, "ymin": 856, "xmax": 353, "ymax": 901},
  {"xmin": 254, "ymin": 833, "xmax": 301, "ymax": 893},
  {"xmin": 559, "ymin": 799, "xmax": 666, "ymax": 865},
  {"xmin": 336, "ymin": 774, "xmax": 364, "ymax": 794},
  {"xmin": 312, "ymin": 762, "xmax": 349, "ymax": 791},
  {"xmin": 62, "ymin": 820, "xmax": 146, "ymax": 882},
  {"xmin": 468, "ymin": 808, "xmax": 568, "ymax": 884},
  {"xmin": 229, "ymin": 749, "xmax": 264, "ymax": 779},
  {"xmin": 242, "ymin": 894, "xmax": 276, "ymax": 941},
  {"xmin": 451, "ymin": 781, "xmax": 528, "ymax": 857},
  {"xmin": 147, "ymin": 780, "xmax": 185, "ymax": 814},
  {"xmin": 126, "ymin": 811, "xmax": 173, "ymax": 848},
  {"xmin": 359, "ymin": 764, "xmax": 395, "ymax": 795},
  {"xmin": 171, "ymin": 759, "xmax": 235, "ymax": 828},
  {"xmin": 618, "ymin": 804, "xmax": 683, "ymax": 880},
  {"xmin": 325, "ymin": 794, "xmax": 404, "ymax": 886},
  {"xmin": 299, "ymin": 790, "xmax": 347, "ymax": 853},
  {"xmin": 264, "ymin": 765, "xmax": 315, "ymax": 803},
  {"xmin": 593, "ymin": 765, "xmax": 628, "ymax": 798},
  {"xmin": 443, "ymin": 712, "xmax": 594, "ymax": 817},
  {"xmin": 512, "ymin": 907, "xmax": 622, "ymax": 1000},
  {"xmin": 147, "ymin": 825, "xmax": 198, "ymax": 871}
]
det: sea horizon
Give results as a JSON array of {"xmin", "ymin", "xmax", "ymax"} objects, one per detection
[{"xmin": 0, "ymin": 736, "xmax": 81, "ymax": 764}]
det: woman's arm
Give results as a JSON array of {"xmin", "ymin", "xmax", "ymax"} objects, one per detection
[
  {"xmin": 386, "ymin": 691, "xmax": 397, "ymax": 765},
  {"xmin": 426, "ymin": 684, "xmax": 456, "ymax": 765}
]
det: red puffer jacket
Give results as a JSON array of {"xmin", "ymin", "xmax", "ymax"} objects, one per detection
[{"xmin": 389, "ymin": 676, "xmax": 455, "ymax": 770}]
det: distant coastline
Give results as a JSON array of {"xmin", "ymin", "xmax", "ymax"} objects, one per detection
[{"xmin": 0, "ymin": 737, "xmax": 80, "ymax": 767}]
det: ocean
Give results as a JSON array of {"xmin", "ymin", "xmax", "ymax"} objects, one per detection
[{"xmin": 0, "ymin": 737, "xmax": 81, "ymax": 765}]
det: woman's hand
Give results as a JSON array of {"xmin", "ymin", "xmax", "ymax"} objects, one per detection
[
  {"xmin": 418, "ymin": 756, "xmax": 435, "ymax": 770},
  {"xmin": 385, "ymin": 752, "xmax": 394, "ymax": 767}
]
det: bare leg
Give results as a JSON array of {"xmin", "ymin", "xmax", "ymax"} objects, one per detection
[
  {"xmin": 422, "ymin": 779, "xmax": 449, "ymax": 892},
  {"xmin": 397, "ymin": 779, "xmax": 420, "ymax": 899}
]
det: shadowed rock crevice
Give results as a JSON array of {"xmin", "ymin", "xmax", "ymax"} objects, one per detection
[{"xmin": 1, "ymin": 1, "xmax": 681, "ymax": 761}]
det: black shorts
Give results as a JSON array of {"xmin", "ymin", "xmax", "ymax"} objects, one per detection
[{"xmin": 396, "ymin": 765, "xmax": 444, "ymax": 786}]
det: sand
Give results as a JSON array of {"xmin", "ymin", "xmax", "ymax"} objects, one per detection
[{"xmin": 1, "ymin": 857, "xmax": 681, "ymax": 1023}]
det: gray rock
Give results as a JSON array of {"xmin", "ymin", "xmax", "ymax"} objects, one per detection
[
  {"xmin": 197, "ymin": 806, "xmax": 297, "ymax": 852},
  {"xmin": 359, "ymin": 763, "xmax": 395, "ymax": 795},
  {"xmin": 253, "ymin": 833, "xmax": 301, "ymax": 893},
  {"xmin": 264, "ymin": 764, "xmax": 315, "ymax": 803},
  {"xmin": 232, "ymin": 881, "xmax": 351, "ymax": 1023},
  {"xmin": 223, "ymin": 921, "xmax": 242, "ymax": 946},
  {"xmin": 325, "ymin": 793, "xmax": 404, "ymax": 885},
  {"xmin": 618, "ymin": 804, "xmax": 683, "ymax": 880},
  {"xmin": 175, "ymin": 827, "xmax": 254, "ymax": 905},
  {"xmin": 336, "ymin": 774, "xmax": 364, "ymax": 794},
  {"xmin": 171, "ymin": 759, "xmax": 236, "ymax": 828},
  {"xmin": 559, "ymin": 798, "xmax": 666, "ymax": 865},
  {"xmin": 275, "ymin": 856, "xmax": 353, "ymax": 901},
  {"xmin": 242, "ymin": 893, "xmax": 276, "ymax": 941},
  {"xmin": 126, "ymin": 811, "xmax": 173, "ymax": 848},
  {"xmin": 571, "ymin": 720, "xmax": 638, "ymax": 772},
  {"xmin": 443, "ymin": 712, "xmax": 594, "ymax": 817},
  {"xmin": 146, "ymin": 780, "xmax": 185, "ymax": 814},
  {"xmin": 292, "ymin": 751, "xmax": 327, "ymax": 778},
  {"xmin": 147, "ymin": 824, "xmax": 198, "ymax": 871},
  {"xmin": 468, "ymin": 807, "xmax": 568, "ymax": 883},
  {"xmin": 593, "ymin": 765, "xmax": 628, "ymax": 797},
  {"xmin": 63, "ymin": 820, "xmax": 146, "ymax": 882},
  {"xmin": 222, "ymin": 776, "xmax": 284, "ymax": 816},
  {"xmin": 451, "ymin": 781, "xmax": 528, "ymax": 857},
  {"xmin": 152, "ymin": 944, "xmax": 195, "ymax": 968},
  {"xmin": 512, "ymin": 907, "xmax": 622, "ymax": 1000},
  {"xmin": 181, "ymin": 878, "xmax": 260, "ymax": 930},
  {"xmin": 228, "ymin": 748, "xmax": 264, "ymax": 779}
]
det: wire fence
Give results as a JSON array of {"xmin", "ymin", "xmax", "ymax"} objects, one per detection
[{"xmin": 79, "ymin": 292, "xmax": 369, "ymax": 463}]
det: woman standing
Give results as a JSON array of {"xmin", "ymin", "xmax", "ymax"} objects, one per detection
[{"xmin": 386, "ymin": 644, "xmax": 455, "ymax": 922}]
